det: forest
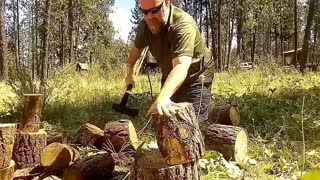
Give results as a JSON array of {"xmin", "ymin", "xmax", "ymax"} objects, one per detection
[{"xmin": 0, "ymin": 0, "xmax": 320, "ymax": 179}]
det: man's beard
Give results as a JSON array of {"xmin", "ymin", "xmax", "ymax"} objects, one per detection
[{"xmin": 146, "ymin": 18, "xmax": 165, "ymax": 34}]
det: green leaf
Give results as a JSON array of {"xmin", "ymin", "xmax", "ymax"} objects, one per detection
[{"xmin": 302, "ymin": 169, "xmax": 320, "ymax": 180}]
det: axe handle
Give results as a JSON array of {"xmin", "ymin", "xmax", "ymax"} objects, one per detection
[{"xmin": 120, "ymin": 84, "xmax": 133, "ymax": 106}]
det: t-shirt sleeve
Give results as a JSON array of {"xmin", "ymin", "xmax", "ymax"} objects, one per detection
[
  {"xmin": 134, "ymin": 20, "xmax": 147, "ymax": 49},
  {"xmin": 171, "ymin": 22, "xmax": 196, "ymax": 58}
]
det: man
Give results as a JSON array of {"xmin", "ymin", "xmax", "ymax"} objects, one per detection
[{"xmin": 125, "ymin": 0, "xmax": 213, "ymax": 121}]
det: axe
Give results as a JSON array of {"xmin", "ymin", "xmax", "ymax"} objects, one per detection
[{"xmin": 112, "ymin": 84, "xmax": 139, "ymax": 117}]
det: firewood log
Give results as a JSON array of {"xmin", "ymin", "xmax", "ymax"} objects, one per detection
[
  {"xmin": 0, "ymin": 123, "xmax": 17, "ymax": 169},
  {"xmin": 21, "ymin": 94, "xmax": 44, "ymax": 133},
  {"xmin": 76, "ymin": 123, "xmax": 104, "ymax": 149},
  {"xmin": 152, "ymin": 102, "xmax": 205, "ymax": 165},
  {"xmin": 204, "ymin": 123, "xmax": 248, "ymax": 163},
  {"xmin": 209, "ymin": 104, "xmax": 240, "ymax": 126}
]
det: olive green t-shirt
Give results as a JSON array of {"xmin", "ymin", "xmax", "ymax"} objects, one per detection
[{"xmin": 134, "ymin": 5, "xmax": 213, "ymax": 85}]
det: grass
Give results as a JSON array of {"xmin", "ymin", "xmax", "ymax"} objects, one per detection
[{"xmin": 1, "ymin": 63, "xmax": 320, "ymax": 179}]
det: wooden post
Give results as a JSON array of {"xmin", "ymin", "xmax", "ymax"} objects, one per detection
[
  {"xmin": 0, "ymin": 123, "xmax": 16, "ymax": 169},
  {"xmin": 0, "ymin": 160, "xmax": 15, "ymax": 180},
  {"xmin": 13, "ymin": 129, "xmax": 47, "ymax": 169},
  {"xmin": 104, "ymin": 120, "xmax": 138, "ymax": 152},
  {"xmin": 204, "ymin": 123, "xmax": 248, "ymax": 163},
  {"xmin": 21, "ymin": 94, "xmax": 44, "ymax": 132},
  {"xmin": 131, "ymin": 150, "xmax": 201, "ymax": 180},
  {"xmin": 209, "ymin": 104, "xmax": 240, "ymax": 126},
  {"xmin": 152, "ymin": 103, "xmax": 205, "ymax": 165}
]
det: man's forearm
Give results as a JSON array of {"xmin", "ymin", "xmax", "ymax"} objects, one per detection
[
  {"xmin": 157, "ymin": 63, "xmax": 189, "ymax": 101},
  {"xmin": 127, "ymin": 46, "xmax": 143, "ymax": 75}
]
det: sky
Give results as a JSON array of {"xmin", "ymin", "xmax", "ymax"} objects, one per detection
[{"xmin": 109, "ymin": 0, "xmax": 136, "ymax": 42}]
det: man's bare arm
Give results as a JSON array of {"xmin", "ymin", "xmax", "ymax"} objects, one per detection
[{"xmin": 126, "ymin": 46, "xmax": 143, "ymax": 86}]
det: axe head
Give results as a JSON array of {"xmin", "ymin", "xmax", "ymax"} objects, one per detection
[{"xmin": 112, "ymin": 103, "xmax": 139, "ymax": 117}]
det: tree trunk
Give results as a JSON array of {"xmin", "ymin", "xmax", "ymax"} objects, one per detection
[
  {"xmin": 21, "ymin": 94, "xmax": 44, "ymax": 133},
  {"xmin": 152, "ymin": 103, "xmax": 204, "ymax": 165},
  {"xmin": 0, "ymin": 160, "xmax": 15, "ymax": 180},
  {"xmin": 104, "ymin": 120, "xmax": 139, "ymax": 153},
  {"xmin": 301, "ymin": 0, "xmax": 316, "ymax": 73},
  {"xmin": 76, "ymin": 123, "xmax": 104, "ymax": 149},
  {"xmin": 40, "ymin": 142, "xmax": 80, "ymax": 171},
  {"xmin": 227, "ymin": 1, "xmax": 235, "ymax": 70},
  {"xmin": 63, "ymin": 153, "xmax": 115, "ymax": 180},
  {"xmin": 13, "ymin": 129, "xmax": 47, "ymax": 169},
  {"xmin": 204, "ymin": 124, "xmax": 248, "ymax": 163},
  {"xmin": 236, "ymin": 0, "xmax": 243, "ymax": 58},
  {"xmin": 16, "ymin": 0, "xmax": 20, "ymax": 68},
  {"xmin": 293, "ymin": 0, "xmax": 298, "ymax": 67},
  {"xmin": 217, "ymin": 0, "xmax": 222, "ymax": 71},
  {"xmin": 0, "ymin": 124, "xmax": 17, "ymax": 169},
  {"xmin": 208, "ymin": 104, "xmax": 240, "ymax": 126},
  {"xmin": 131, "ymin": 150, "xmax": 201, "ymax": 180},
  {"xmin": 68, "ymin": 0, "xmax": 74, "ymax": 63},
  {"xmin": 251, "ymin": 12, "xmax": 257, "ymax": 67},
  {"xmin": 40, "ymin": 0, "xmax": 51, "ymax": 93},
  {"xmin": 0, "ymin": 0, "xmax": 7, "ymax": 81}
]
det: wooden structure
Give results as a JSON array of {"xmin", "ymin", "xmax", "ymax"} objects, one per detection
[
  {"xmin": 13, "ymin": 129, "xmax": 47, "ymax": 169},
  {"xmin": 282, "ymin": 48, "xmax": 303, "ymax": 65},
  {"xmin": 21, "ymin": 94, "xmax": 44, "ymax": 133},
  {"xmin": 76, "ymin": 63, "xmax": 90, "ymax": 73},
  {"xmin": 204, "ymin": 124, "xmax": 248, "ymax": 163}
]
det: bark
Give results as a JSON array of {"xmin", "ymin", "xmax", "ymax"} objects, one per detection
[
  {"xmin": 209, "ymin": 104, "xmax": 240, "ymax": 126},
  {"xmin": 76, "ymin": 123, "xmax": 104, "ymax": 149},
  {"xmin": 152, "ymin": 103, "xmax": 204, "ymax": 165},
  {"xmin": 0, "ymin": 0, "xmax": 7, "ymax": 80},
  {"xmin": 0, "ymin": 160, "xmax": 15, "ymax": 180},
  {"xmin": 0, "ymin": 124, "xmax": 17, "ymax": 169},
  {"xmin": 104, "ymin": 120, "xmax": 139, "ymax": 153},
  {"xmin": 204, "ymin": 124, "xmax": 248, "ymax": 163},
  {"xmin": 21, "ymin": 94, "xmax": 44, "ymax": 133},
  {"xmin": 293, "ymin": 0, "xmax": 298, "ymax": 67},
  {"xmin": 68, "ymin": 0, "xmax": 74, "ymax": 63},
  {"xmin": 131, "ymin": 150, "xmax": 201, "ymax": 180},
  {"xmin": 13, "ymin": 129, "xmax": 47, "ymax": 169},
  {"xmin": 301, "ymin": 0, "xmax": 317, "ymax": 73}
]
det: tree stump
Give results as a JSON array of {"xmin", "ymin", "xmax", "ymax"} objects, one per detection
[
  {"xmin": 63, "ymin": 153, "xmax": 115, "ymax": 180},
  {"xmin": 131, "ymin": 150, "xmax": 201, "ymax": 180},
  {"xmin": 0, "ymin": 123, "xmax": 17, "ymax": 169},
  {"xmin": 209, "ymin": 104, "xmax": 240, "ymax": 126},
  {"xmin": 40, "ymin": 143, "xmax": 80, "ymax": 171},
  {"xmin": 0, "ymin": 160, "xmax": 15, "ymax": 180},
  {"xmin": 76, "ymin": 123, "xmax": 104, "ymax": 149},
  {"xmin": 104, "ymin": 120, "xmax": 138, "ymax": 152},
  {"xmin": 13, "ymin": 129, "xmax": 47, "ymax": 169},
  {"xmin": 152, "ymin": 103, "xmax": 205, "ymax": 165},
  {"xmin": 21, "ymin": 94, "xmax": 44, "ymax": 133},
  {"xmin": 204, "ymin": 124, "xmax": 248, "ymax": 163}
]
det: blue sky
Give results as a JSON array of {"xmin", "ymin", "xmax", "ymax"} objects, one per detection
[{"xmin": 110, "ymin": 0, "xmax": 136, "ymax": 42}]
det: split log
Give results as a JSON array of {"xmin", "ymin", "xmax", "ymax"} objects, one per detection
[
  {"xmin": 40, "ymin": 142, "xmax": 80, "ymax": 171},
  {"xmin": 204, "ymin": 124, "xmax": 248, "ymax": 163},
  {"xmin": 0, "ymin": 160, "xmax": 15, "ymax": 180},
  {"xmin": 13, "ymin": 166, "xmax": 44, "ymax": 180},
  {"xmin": 13, "ymin": 129, "xmax": 47, "ymax": 169},
  {"xmin": 131, "ymin": 150, "xmax": 201, "ymax": 180},
  {"xmin": 0, "ymin": 123, "xmax": 17, "ymax": 169},
  {"xmin": 21, "ymin": 94, "xmax": 44, "ymax": 133},
  {"xmin": 76, "ymin": 123, "xmax": 104, "ymax": 149},
  {"xmin": 152, "ymin": 102, "xmax": 205, "ymax": 165},
  {"xmin": 63, "ymin": 153, "xmax": 115, "ymax": 180},
  {"xmin": 209, "ymin": 104, "xmax": 240, "ymax": 126},
  {"xmin": 104, "ymin": 120, "xmax": 138, "ymax": 152}
]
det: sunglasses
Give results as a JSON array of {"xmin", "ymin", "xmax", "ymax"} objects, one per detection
[{"xmin": 140, "ymin": 1, "xmax": 164, "ymax": 15}]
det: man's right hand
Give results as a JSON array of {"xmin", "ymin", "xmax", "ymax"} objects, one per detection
[{"xmin": 125, "ymin": 72, "xmax": 136, "ymax": 88}]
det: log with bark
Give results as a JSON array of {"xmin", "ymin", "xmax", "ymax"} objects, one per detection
[
  {"xmin": 130, "ymin": 150, "xmax": 201, "ymax": 180},
  {"xmin": 0, "ymin": 160, "xmax": 15, "ymax": 180},
  {"xmin": 204, "ymin": 123, "xmax": 248, "ymax": 163},
  {"xmin": 13, "ymin": 129, "xmax": 47, "ymax": 169},
  {"xmin": 104, "ymin": 120, "xmax": 138, "ymax": 152},
  {"xmin": 152, "ymin": 102, "xmax": 205, "ymax": 165},
  {"xmin": 40, "ymin": 142, "xmax": 80, "ymax": 171},
  {"xmin": 209, "ymin": 104, "xmax": 240, "ymax": 126},
  {"xmin": 13, "ymin": 166, "xmax": 44, "ymax": 180},
  {"xmin": 63, "ymin": 153, "xmax": 115, "ymax": 180},
  {"xmin": 0, "ymin": 123, "xmax": 17, "ymax": 169},
  {"xmin": 21, "ymin": 94, "xmax": 44, "ymax": 132},
  {"xmin": 76, "ymin": 123, "xmax": 104, "ymax": 149}
]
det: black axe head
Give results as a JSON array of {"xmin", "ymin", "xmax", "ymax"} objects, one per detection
[{"xmin": 112, "ymin": 103, "xmax": 139, "ymax": 117}]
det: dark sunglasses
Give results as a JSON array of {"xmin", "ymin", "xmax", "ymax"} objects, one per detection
[{"xmin": 140, "ymin": 1, "xmax": 164, "ymax": 15}]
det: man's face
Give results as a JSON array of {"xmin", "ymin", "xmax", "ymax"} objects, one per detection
[{"xmin": 140, "ymin": 0, "xmax": 169, "ymax": 34}]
